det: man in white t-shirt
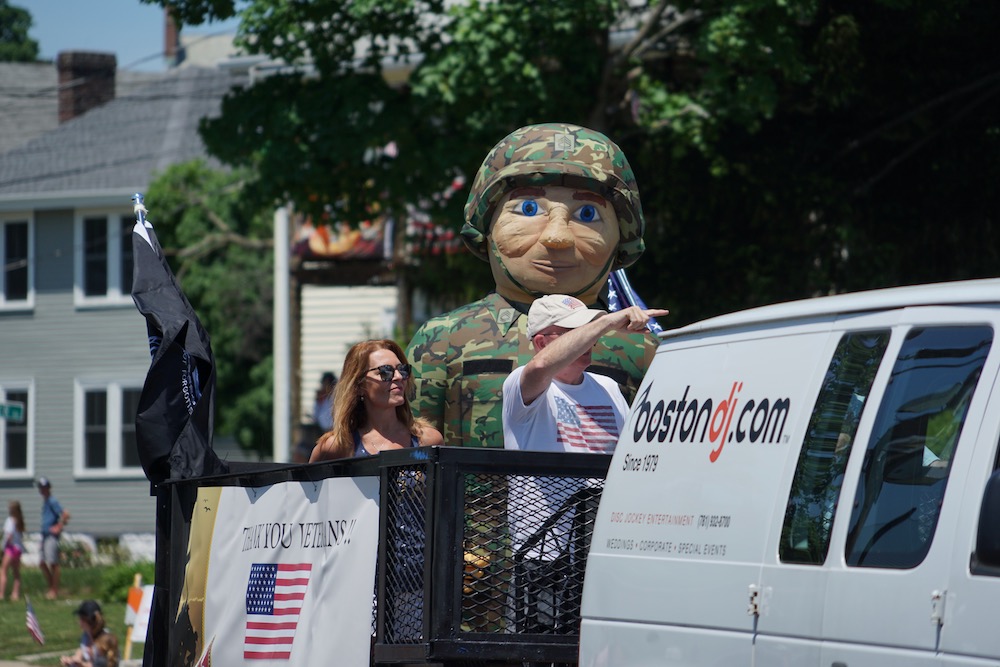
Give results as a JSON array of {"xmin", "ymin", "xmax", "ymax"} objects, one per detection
[
  {"xmin": 502, "ymin": 294, "xmax": 667, "ymax": 632},
  {"xmin": 503, "ymin": 294, "xmax": 666, "ymax": 452}
]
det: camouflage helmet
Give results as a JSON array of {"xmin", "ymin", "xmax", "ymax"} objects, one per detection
[{"xmin": 461, "ymin": 122, "xmax": 646, "ymax": 269}]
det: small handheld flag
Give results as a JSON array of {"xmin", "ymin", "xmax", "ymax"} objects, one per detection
[
  {"xmin": 25, "ymin": 597, "xmax": 45, "ymax": 645},
  {"xmin": 607, "ymin": 268, "xmax": 663, "ymax": 334}
]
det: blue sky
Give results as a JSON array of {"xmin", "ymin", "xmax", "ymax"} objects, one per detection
[{"xmin": 17, "ymin": 0, "xmax": 240, "ymax": 72}]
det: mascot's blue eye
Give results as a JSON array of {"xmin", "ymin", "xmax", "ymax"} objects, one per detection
[
  {"xmin": 518, "ymin": 200, "xmax": 539, "ymax": 216},
  {"xmin": 577, "ymin": 205, "xmax": 599, "ymax": 223}
]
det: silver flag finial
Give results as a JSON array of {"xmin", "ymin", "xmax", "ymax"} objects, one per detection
[{"xmin": 132, "ymin": 192, "xmax": 148, "ymax": 225}]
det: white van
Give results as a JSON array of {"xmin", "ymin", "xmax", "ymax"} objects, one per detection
[{"xmin": 580, "ymin": 278, "xmax": 1000, "ymax": 666}]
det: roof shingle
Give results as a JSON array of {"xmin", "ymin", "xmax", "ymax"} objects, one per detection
[{"xmin": 0, "ymin": 66, "xmax": 246, "ymax": 198}]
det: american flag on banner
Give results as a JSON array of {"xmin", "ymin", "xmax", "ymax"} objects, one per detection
[
  {"xmin": 244, "ymin": 563, "xmax": 312, "ymax": 660},
  {"xmin": 25, "ymin": 597, "xmax": 45, "ymax": 645},
  {"xmin": 555, "ymin": 396, "xmax": 620, "ymax": 451}
]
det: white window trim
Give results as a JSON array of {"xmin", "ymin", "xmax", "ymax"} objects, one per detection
[
  {"xmin": 0, "ymin": 214, "xmax": 35, "ymax": 311},
  {"xmin": 0, "ymin": 380, "xmax": 34, "ymax": 481},
  {"xmin": 73, "ymin": 210, "xmax": 133, "ymax": 308},
  {"xmin": 73, "ymin": 379, "xmax": 145, "ymax": 479}
]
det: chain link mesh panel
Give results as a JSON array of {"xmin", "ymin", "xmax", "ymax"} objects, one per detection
[
  {"xmin": 383, "ymin": 464, "xmax": 429, "ymax": 644},
  {"xmin": 462, "ymin": 473, "xmax": 604, "ymax": 636},
  {"xmin": 377, "ymin": 450, "xmax": 609, "ymax": 665}
]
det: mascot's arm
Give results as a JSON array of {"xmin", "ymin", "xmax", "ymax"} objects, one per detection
[{"xmin": 406, "ymin": 321, "xmax": 449, "ymax": 436}]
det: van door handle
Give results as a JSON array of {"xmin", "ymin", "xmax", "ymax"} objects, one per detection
[{"xmin": 831, "ymin": 662, "xmax": 847, "ymax": 667}]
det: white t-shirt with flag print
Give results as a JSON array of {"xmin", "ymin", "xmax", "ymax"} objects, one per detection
[
  {"xmin": 502, "ymin": 365, "xmax": 627, "ymax": 562},
  {"xmin": 502, "ymin": 365, "xmax": 628, "ymax": 453}
]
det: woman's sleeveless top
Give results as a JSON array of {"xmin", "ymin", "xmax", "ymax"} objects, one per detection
[{"xmin": 352, "ymin": 430, "xmax": 420, "ymax": 457}]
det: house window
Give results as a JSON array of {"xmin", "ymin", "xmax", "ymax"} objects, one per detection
[
  {"xmin": 122, "ymin": 388, "xmax": 141, "ymax": 468},
  {"xmin": 76, "ymin": 382, "xmax": 143, "ymax": 476},
  {"xmin": 1, "ymin": 217, "xmax": 33, "ymax": 308},
  {"xmin": 84, "ymin": 390, "xmax": 108, "ymax": 467},
  {"xmin": 75, "ymin": 214, "xmax": 134, "ymax": 306},
  {"xmin": 83, "ymin": 218, "xmax": 108, "ymax": 297},
  {"xmin": 120, "ymin": 219, "xmax": 134, "ymax": 295},
  {"xmin": 1, "ymin": 386, "xmax": 30, "ymax": 474}
]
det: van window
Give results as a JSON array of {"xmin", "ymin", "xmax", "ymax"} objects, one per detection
[
  {"xmin": 780, "ymin": 331, "xmax": 889, "ymax": 564},
  {"xmin": 845, "ymin": 326, "xmax": 993, "ymax": 569}
]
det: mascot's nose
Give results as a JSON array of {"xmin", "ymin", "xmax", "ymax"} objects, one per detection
[{"xmin": 539, "ymin": 207, "xmax": 574, "ymax": 249}]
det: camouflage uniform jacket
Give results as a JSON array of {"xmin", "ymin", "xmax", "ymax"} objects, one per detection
[{"xmin": 405, "ymin": 292, "xmax": 658, "ymax": 448}]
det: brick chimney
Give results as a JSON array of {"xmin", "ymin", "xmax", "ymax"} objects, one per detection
[
  {"xmin": 164, "ymin": 8, "xmax": 180, "ymax": 65},
  {"xmin": 57, "ymin": 51, "xmax": 116, "ymax": 123}
]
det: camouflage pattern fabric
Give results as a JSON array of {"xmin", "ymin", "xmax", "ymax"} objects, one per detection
[
  {"xmin": 406, "ymin": 293, "xmax": 657, "ymax": 448},
  {"xmin": 461, "ymin": 122, "xmax": 646, "ymax": 270}
]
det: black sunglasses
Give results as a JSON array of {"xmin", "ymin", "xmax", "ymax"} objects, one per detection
[{"xmin": 367, "ymin": 363, "xmax": 411, "ymax": 382}]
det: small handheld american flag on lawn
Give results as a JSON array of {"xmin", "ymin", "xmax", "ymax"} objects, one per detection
[
  {"xmin": 244, "ymin": 563, "xmax": 312, "ymax": 660},
  {"xmin": 25, "ymin": 597, "xmax": 45, "ymax": 645},
  {"xmin": 555, "ymin": 396, "xmax": 620, "ymax": 452}
]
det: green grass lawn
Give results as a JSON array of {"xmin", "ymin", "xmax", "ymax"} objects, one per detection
[{"xmin": 0, "ymin": 566, "xmax": 146, "ymax": 665}]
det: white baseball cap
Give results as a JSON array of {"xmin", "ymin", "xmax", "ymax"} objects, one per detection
[{"xmin": 526, "ymin": 294, "xmax": 606, "ymax": 338}]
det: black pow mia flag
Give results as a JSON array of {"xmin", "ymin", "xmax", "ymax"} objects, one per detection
[{"xmin": 130, "ymin": 194, "xmax": 228, "ymax": 484}]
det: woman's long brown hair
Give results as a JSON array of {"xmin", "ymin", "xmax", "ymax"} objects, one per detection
[
  {"xmin": 318, "ymin": 339, "xmax": 427, "ymax": 459},
  {"xmin": 8, "ymin": 500, "xmax": 24, "ymax": 533}
]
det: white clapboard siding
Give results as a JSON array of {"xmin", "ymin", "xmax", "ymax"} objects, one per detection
[{"xmin": 299, "ymin": 284, "xmax": 398, "ymax": 421}]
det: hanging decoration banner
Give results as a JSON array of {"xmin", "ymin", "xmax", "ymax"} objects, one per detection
[{"xmin": 182, "ymin": 477, "xmax": 380, "ymax": 665}]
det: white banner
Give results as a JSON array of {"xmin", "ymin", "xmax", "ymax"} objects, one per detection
[{"xmin": 191, "ymin": 476, "xmax": 380, "ymax": 665}]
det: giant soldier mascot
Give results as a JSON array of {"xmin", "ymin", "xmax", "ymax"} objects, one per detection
[{"xmin": 406, "ymin": 123, "xmax": 660, "ymax": 448}]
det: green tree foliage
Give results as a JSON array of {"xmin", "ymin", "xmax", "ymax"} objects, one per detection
[
  {"xmin": 151, "ymin": 0, "xmax": 1000, "ymax": 325},
  {"xmin": 145, "ymin": 161, "xmax": 275, "ymax": 456},
  {"xmin": 0, "ymin": 1, "xmax": 39, "ymax": 62}
]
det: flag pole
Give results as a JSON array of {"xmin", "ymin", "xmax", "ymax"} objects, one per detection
[{"xmin": 132, "ymin": 193, "xmax": 167, "ymax": 667}]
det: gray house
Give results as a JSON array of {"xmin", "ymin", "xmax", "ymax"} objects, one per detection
[{"xmin": 0, "ymin": 52, "xmax": 247, "ymax": 539}]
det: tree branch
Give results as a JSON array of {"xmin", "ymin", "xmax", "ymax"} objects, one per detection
[
  {"xmin": 837, "ymin": 68, "xmax": 1000, "ymax": 160},
  {"xmin": 852, "ymin": 80, "xmax": 1000, "ymax": 197},
  {"xmin": 630, "ymin": 8, "xmax": 701, "ymax": 62},
  {"xmin": 589, "ymin": 2, "xmax": 701, "ymax": 129},
  {"xmin": 173, "ymin": 232, "xmax": 274, "ymax": 260}
]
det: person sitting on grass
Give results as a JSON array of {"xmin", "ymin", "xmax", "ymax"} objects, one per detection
[{"xmin": 60, "ymin": 599, "xmax": 119, "ymax": 667}]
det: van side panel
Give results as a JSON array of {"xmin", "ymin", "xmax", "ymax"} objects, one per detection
[
  {"xmin": 755, "ymin": 322, "xmax": 895, "ymax": 666},
  {"xmin": 579, "ymin": 620, "xmax": 756, "ymax": 667},
  {"xmin": 582, "ymin": 329, "xmax": 833, "ymax": 663}
]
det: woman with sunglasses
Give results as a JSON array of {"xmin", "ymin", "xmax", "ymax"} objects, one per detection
[{"xmin": 310, "ymin": 339, "xmax": 443, "ymax": 461}]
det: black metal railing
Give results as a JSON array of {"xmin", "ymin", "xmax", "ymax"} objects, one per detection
[{"xmin": 165, "ymin": 447, "xmax": 611, "ymax": 666}]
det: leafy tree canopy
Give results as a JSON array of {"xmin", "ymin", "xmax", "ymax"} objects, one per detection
[
  {"xmin": 0, "ymin": 1, "xmax": 39, "ymax": 62},
  {"xmin": 145, "ymin": 161, "xmax": 275, "ymax": 456},
  {"xmin": 151, "ymin": 0, "xmax": 1000, "ymax": 324}
]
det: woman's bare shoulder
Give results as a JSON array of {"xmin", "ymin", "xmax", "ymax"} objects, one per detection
[{"xmin": 310, "ymin": 431, "xmax": 344, "ymax": 462}]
